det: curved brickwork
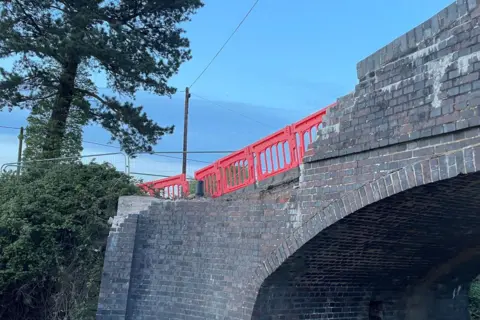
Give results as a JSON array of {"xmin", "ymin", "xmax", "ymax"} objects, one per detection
[
  {"xmin": 97, "ymin": 1, "xmax": 480, "ymax": 319},
  {"xmin": 253, "ymin": 134, "xmax": 480, "ymax": 287},
  {"xmin": 252, "ymin": 171, "xmax": 480, "ymax": 319}
]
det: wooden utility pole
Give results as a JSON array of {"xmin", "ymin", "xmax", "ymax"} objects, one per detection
[
  {"xmin": 182, "ymin": 87, "xmax": 190, "ymax": 175},
  {"xmin": 16, "ymin": 126, "xmax": 24, "ymax": 176}
]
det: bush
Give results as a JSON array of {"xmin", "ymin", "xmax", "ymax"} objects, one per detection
[
  {"xmin": 471, "ymin": 277, "xmax": 480, "ymax": 319},
  {"xmin": 0, "ymin": 163, "xmax": 141, "ymax": 320}
]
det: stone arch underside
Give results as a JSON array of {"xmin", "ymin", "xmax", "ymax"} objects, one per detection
[{"xmin": 252, "ymin": 171, "xmax": 480, "ymax": 320}]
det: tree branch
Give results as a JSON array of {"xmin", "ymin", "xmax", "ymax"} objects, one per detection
[
  {"xmin": 27, "ymin": 92, "xmax": 57, "ymax": 102},
  {"xmin": 12, "ymin": 0, "xmax": 43, "ymax": 36},
  {"xmin": 74, "ymin": 88, "xmax": 107, "ymax": 105}
]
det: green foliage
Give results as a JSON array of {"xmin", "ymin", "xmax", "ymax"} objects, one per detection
[
  {"xmin": 470, "ymin": 277, "xmax": 480, "ymax": 319},
  {"xmin": 189, "ymin": 179, "xmax": 197, "ymax": 195},
  {"xmin": 0, "ymin": 163, "xmax": 141, "ymax": 320},
  {"xmin": 0, "ymin": 0, "xmax": 203, "ymax": 157},
  {"xmin": 23, "ymin": 98, "xmax": 88, "ymax": 161}
]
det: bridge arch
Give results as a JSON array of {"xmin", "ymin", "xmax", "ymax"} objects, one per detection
[{"xmin": 249, "ymin": 145, "xmax": 480, "ymax": 319}]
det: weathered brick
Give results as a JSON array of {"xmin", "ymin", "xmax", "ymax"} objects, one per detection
[
  {"xmin": 306, "ymin": 10, "xmax": 480, "ymax": 165},
  {"xmin": 98, "ymin": 2, "xmax": 480, "ymax": 319}
]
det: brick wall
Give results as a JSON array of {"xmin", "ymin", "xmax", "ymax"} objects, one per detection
[
  {"xmin": 97, "ymin": 197, "xmax": 154, "ymax": 319},
  {"xmin": 97, "ymin": 1, "xmax": 480, "ymax": 319},
  {"xmin": 253, "ymin": 168, "xmax": 480, "ymax": 319},
  {"xmin": 97, "ymin": 128, "xmax": 480, "ymax": 320},
  {"xmin": 308, "ymin": 0, "xmax": 480, "ymax": 163}
]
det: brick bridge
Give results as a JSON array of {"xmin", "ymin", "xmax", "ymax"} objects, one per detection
[{"xmin": 97, "ymin": 1, "xmax": 480, "ymax": 319}]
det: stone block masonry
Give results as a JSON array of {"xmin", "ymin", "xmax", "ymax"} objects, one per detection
[{"xmin": 97, "ymin": 1, "xmax": 480, "ymax": 319}]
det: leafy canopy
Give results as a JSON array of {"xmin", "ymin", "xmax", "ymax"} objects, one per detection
[
  {"xmin": 0, "ymin": 163, "xmax": 141, "ymax": 320},
  {"xmin": 23, "ymin": 97, "xmax": 88, "ymax": 161},
  {"xmin": 0, "ymin": 0, "xmax": 203, "ymax": 156}
]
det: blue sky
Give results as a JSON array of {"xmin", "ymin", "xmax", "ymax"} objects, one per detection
[{"xmin": 0, "ymin": 0, "xmax": 453, "ymax": 179}]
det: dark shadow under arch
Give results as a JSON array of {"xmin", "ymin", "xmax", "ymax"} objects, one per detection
[{"xmin": 252, "ymin": 171, "xmax": 480, "ymax": 319}]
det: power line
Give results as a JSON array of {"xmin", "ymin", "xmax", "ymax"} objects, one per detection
[
  {"xmin": 0, "ymin": 125, "xmax": 21, "ymax": 130},
  {"xmin": 0, "ymin": 126, "xmax": 212, "ymax": 164},
  {"xmin": 190, "ymin": 92, "xmax": 275, "ymax": 129},
  {"xmin": 82, "ymin": 140, "xmax": 212, "ymax": 164},
  {"xmin": 82, "ymin": 140, "xmax": 119, "ymax": 149},
  {"xmin": 151, "ymin": 154, "xmax": 209, "ymax": 164},
  {"xmin": 129, "ymin": 171, "xmax": 172, "ymax": 178},
  {"xmin": 141, "ymin": 153, "xmax": 211, "ymax": 164},
  {"xmin": 189, "ymin": 0, "xmax": 260, "ymax": 88}
]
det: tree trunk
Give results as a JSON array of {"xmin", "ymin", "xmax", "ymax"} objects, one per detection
[{"xmin": 42, "ymin": 59, "xmax": 79, "ymax": 159}]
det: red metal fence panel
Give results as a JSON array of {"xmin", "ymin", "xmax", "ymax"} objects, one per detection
[
  {"xmin": 292, "ymin": 103, "xmax": 334, "ymax": 161},
  {"xmin": 138, "ymin": 173, "xmax": 189, "ymax": 199},
  {"xmin": 251, "ymin": 126, "xmax": 298, "ymax": 182},
  {"xmin": 217, "ymin": 147, "xmax": 255, "ymax": 194},
  {"xmin": 194, "ymin": 163, "xmax": 221, "ymax": 198}
]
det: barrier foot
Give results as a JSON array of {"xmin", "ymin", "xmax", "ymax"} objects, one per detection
[{"xmin": 195, "ymin": 180, "xmax": 204, "ymax": 197}]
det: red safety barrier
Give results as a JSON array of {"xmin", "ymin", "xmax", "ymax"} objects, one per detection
[
  {"xmin": 194, "ymin": 163, "xmax": 221, "ymax": 197},
  {"xmin": 251, "ymin": 126, "xmax": 298, "ymax": 182},
  {"xmin": 217, "ymin": 147, "xmax": 255, "ymax": 194},
  {"xmin": 138, "ymin": 173, "xmax": 189, "ymax": 199},
  {"xmin": 292, "ymin": 103, "xmax": 334, "ymax": 161},
  {"xmin": 142, "ymin": 103, "xmax": 334, "ymax": 199}
]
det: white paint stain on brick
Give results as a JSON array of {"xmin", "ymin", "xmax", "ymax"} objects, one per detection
[
  {"xmin": 332, "ymin": 123, "xmax": 340, "ymax": 133},
  {"xmin": 288, "ymin": 208, "xmax": 303, "ymax": 230},
  {"xmin": 457, "ymin": 51, "xmax": 480, "ymax": 74},
  {"xmin": 409, "ymin": 34, "xmax": 455, "ymax": 62},
  {"xmin": 111, "ymin": 212, "xmax": 138, "ymax": 232},
  {"xmin": 377, "ymin": 34, "xmax": 456, "ymax": 95},
  {"xmin": 411, "ymin": 41, "xmax": 442, "ymax": 61},
  {"xmin": 299, "ymin": 163, "xmax": 305, "ymax": 184},
  {"xmin": 381, "ymin": 79, "xmax": 404, "ymax": 92},
  {"xmin": 111, "ymin": 196, "xmax": 157, "ymax": 232},
  {"xmin": 284, "ymin": 198, "xmax": 303, "ymax": 230},
  {"xmin": 318, "ymin": 123, "xmax": 340, "ymax": 140},
  {"xmin": 425, "ymin": 53, "xmax": 455, "ymax": 108}
]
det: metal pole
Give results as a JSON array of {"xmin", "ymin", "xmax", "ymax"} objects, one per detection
[
  {"xmin": 129, "ymin": 172, "xmax": 171, "ymax": 178},
  {"xmin": 182, "ymin": 87, "xmax": 190, "ymax": 175},
  {"xmin": 124, "ymin": 154, "xmax": 130, "ymax": 175},
  {"xmin": 16, "ymin": 127, "xmax": 24, "ymax": 175}
]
